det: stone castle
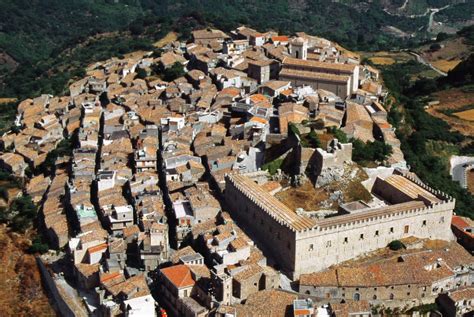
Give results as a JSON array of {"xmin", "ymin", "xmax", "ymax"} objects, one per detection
[{"xmin": 225, "ymin": 170, "xmax": 455, "ymax": 279}]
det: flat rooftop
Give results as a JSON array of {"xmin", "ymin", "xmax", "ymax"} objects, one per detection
[{"xmin": 280, "ymin": 68, "xmax": 350, "ymax": 84}]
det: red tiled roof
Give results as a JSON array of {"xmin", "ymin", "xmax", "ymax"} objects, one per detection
[
  {"xmin": 161, "ymin": 264, "xmax": 195, "ymax": 289},
  {"xmin": 452, "ymin": 215, "xmax": 470, "ymax": 229},
  {"xmin": 100, "ymin": 271, "xmax": 122, "ymax": 283},
  {"xmin": 272, "ymin": 36, "xmax": 289, "ymax": 42},
  {"xmin": 88, "ymin": 242, "xmax": 108, "ymax": 254}
]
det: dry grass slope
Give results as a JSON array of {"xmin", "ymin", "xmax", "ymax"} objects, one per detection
[{"xmin": 0, "ymin": 225, "xmax": 54, "ymax": 316}]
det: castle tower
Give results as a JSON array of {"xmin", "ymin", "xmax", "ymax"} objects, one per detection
[{"xmin": 290, "ymin": 37, "xmax": 308, "ymax": 60}]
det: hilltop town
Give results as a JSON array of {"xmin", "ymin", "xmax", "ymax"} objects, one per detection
[{"xmin": 0, "ymin": 26, "xmax": 473, "ymax": 316}]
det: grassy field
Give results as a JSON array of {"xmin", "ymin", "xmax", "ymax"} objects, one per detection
[
  {"xmin": 275, "ymin": 181, "xmax": 329, "ymax": 211},
  {"xmin": 418, "ymin": 37, "xmax": 471, "ymax": 72},
  {"xmin": 431, "ymin": 59, "xmax": 462, "ymax": 72},
  {"xmin": 454, "ymin": 108, "xmax": 474, "ymax": 121},
  {"xmin": 153, "ymin": 31, "xmax": 178, "ymax": 48},
  {"xmin": 427, "ymin": 88, "xmax": 474, "ymax": 136},
  {"xmin": 370, "ymin": 57, "xmax": 396, "ymax": 65},
  {"xmin": 0, "ymin": 98, "xmax": 16, "ymax": 104},
  {"xmin": 360, "ymin": 51, "xmax": 414, "ymax": 65}
]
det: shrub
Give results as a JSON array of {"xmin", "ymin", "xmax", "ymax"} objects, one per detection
[
  {"xmin": 28, "ymin": 236, "xmax": 49, "ymax": 254},
  {"xmin": 330, "ymin": 127, "xmax": 349, "ymax": 143},
  {"xmin": 262, "ymin": 158, "xmax": 284, "ymax": 175},
  {"xmin": 429, "ymin": 43, "xmax": 441, "ymax": 51},
  {"xmin": 8, "ymin": 196, "xmax": 37, "ymax": 233},
  {"xmin": 352, "ymin": 139, "xmax": 392, "ymax": 164},
  {"xmin": 388, "ymin": 240, "xmax": 405, "ymax": 251},
  {"xmin": 136, "ymin": 68, "xmax": 148, "ymax": 79},
  {"xmin": 162, "ymin": 62, "xmax": 185, "ymax": 82}
]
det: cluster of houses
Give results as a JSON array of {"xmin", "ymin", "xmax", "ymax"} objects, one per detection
[{"xmin": 0, "ymin": 25, "xmax": 472, "ymax": 316}]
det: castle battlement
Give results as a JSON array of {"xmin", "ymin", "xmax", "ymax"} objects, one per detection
[
  {"xmin": 225, "ymin": 174, "xmax": 316, "ymax": 232},
  {"xmin": 224, "ymin": 172, "xmax": 455, "ymax": 279},
  {"xmin": 296, "ymin": 198, "xmax": 455, "ymax": 238},
  {"xmin": 395, "ymin": 169, "xmax": 454, "ymax": 201}
]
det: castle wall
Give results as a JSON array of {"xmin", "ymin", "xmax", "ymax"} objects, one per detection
[
  {"xmin": 225, "ymin": 180, "xmax": 297, "ymax": 274},
  {"xmin": 293, "ymin": 200, "xmax": 454, "ymax": 278},
  {"xmin": 225, "ymin": 173, "xmax": 455, "ymax": 280},
  {"xmin": 300, "ymin": 283, "xmax": 430, "ymax": 302},
  {"xmin": 278, "ymin": 74, "xmax": 350, "ymax": 99}
]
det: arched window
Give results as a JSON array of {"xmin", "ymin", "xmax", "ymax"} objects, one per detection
[
  {"xmin": 373, "ymin": 295, "xmax": 377, "ymax": 300},
  {"xmin": 389, "ymin": 293, "xmax": 394, "ymax": 300},
  {"xmin": 353, "ymin": 293, "xmax": 360, "ymax": 301},
  {"xmin": 305, "ymin": 290, "xmax": 310, "ymax": 295}
]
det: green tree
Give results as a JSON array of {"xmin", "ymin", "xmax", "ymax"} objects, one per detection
[
  {"xmin": 162, "ymin": 62, "xmax": 185, "ymax": 82},
  {"xmin": 352, "ymin": 139, "xmax": 392, "ymax": 164},
  {"xmin": 8, "ymin": 196, "xmax": 37, "ymax": 233},
  {"xmin": 429, "ymin": 43, "xmax": 441, "ymax": 51},
  {"xmin": 136, "ymin": 68, "xmax": 148, "ymax": 79},
  {"xmin": 28, "ymin": 236, "xmax": 49, "ymax": 254},
  {"xmin": 307, "ymin": 130, "xmax": 321, "ymax": 148},
  {"xmin": 388, "ymin": 240, "xmax": 404, "ymax": 251},
  {"xmin": 330, "ymin": 127, "xmax": 349, "ymax": 143}
]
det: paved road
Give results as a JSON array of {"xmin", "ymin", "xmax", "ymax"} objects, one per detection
[
  {"xmin": 427, "ymin": 5, "xmax": 451, "ymax": 33},
  {"xmin": 407, "ymin": 50, "xmax": 448, "ymax": 76}
]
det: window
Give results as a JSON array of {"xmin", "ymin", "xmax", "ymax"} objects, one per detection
[
  {"xmin": 353, "ymin": 293, "xmax": 360, "ymax": 301},
  {"xmin": 287, "ymin": 242, "xmax": 291, "ymax": 250},
  {"xmin": 326, "ymin": 241, "xmax": 332, "ymax": 248},
  {"xmin": 422, "ymin": 220, "xmax": 427, "ymax": 226},
  {"xmin": 277, "ymin": 232, "xmax": 281, "ymax": 240},
  {"xmin": 404, "ymin": 225, "xmax": 409, "ymax": 234},
  {"xmin": 375, "ymin": 230, "xmax": 379, "ymax": 237},
  {"xmin": 309, "ymin": 244, "xmax": 314, "ymax": 251},
  {"xmin": 440, "ymin": 216, "xmax": 445, "ymax": 223},
  {"xmin": 373, "ymin": 295, "xmax": 377, "ymax": 300},
  {"xmin": 184, "ymin": 289, "xmax": 188, "ymax": 297},
  {"xmin": 390, "ymin": 227, "xmax": 394, "ymax": 233},
  {"xmin": 260, "ymin": 219, "xmax": 263, "ymax": 225},
  {"xmin": 389, "ymin": 293, "xmax": 394, "ymax": 300},
  {"xmin": 343, "ymin": 237, "xmax": 348, "ymax": 244},
  {"xmin": 407, "ymin": 292, "xmax": 410, "ymax": 296},
  {"xmin": 360, "ymin": 234, "xmax": 364, "ymax": 240}
]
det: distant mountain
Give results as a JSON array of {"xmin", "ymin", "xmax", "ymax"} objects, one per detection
[{"xmin": 0, "ymin": 0, "xmax": 472, "ymax": 100}]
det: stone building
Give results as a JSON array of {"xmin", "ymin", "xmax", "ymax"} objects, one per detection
[
  {"xmin": 437, "ymin": 287, "xmax": 474, "ymax": 317},
  {"xmin": 289, "ymin": 37, "xmax": 308, "ymax": 60},
  {"xmin": 451, "ymin": 215, "xmax": 474, "ymax": 253},
  {"xmin": 280, "ymin": 57, "xmax": 360, "ymax": 98},
  {"xmin": 231, "ymin": 264, "xmax": 279, "ymax": 300},
  {"xmin": 311, "ymin": 139, "xmax": 352, "ymax": 185},
  {"xmin": 247, "ymin": 59, "xmax": 279, "ymax": 84},
  {"xmin": 299, "ymin": 243, "xmax": 473, "ymax": 306},
  {"xmin": 225, "ymin": 170, "xmax": 455, "ymax": 279},
  {"xmin": 140, "ymin": 222, "xmax": 169, "ymax": 271},
  {"xmin": 279, "ymin": 68, "xmax": 351, "ymax": 100}
]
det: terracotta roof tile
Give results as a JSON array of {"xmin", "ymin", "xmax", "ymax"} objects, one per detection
[{"xmin": 161, "ymin": 264, "xmax": 195, "ymax": 289}]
